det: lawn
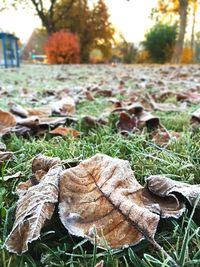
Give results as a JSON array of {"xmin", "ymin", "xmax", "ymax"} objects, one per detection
[{"xmin": 0, "ymin": 64, "xmax": 200, "ymax": 267}]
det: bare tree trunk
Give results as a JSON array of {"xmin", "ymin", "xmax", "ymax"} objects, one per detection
[
  {"xmin": 171, "ymin": 0, "xmax": 188, "ymax": 64},
  {"xmin": 191, "ymin": 0, "xmax": 197, "ymax": 62}
]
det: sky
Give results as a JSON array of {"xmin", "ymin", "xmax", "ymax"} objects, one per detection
[{"xmin": 0, "ymin": 0, "xmax": 157, "ymax": 44}]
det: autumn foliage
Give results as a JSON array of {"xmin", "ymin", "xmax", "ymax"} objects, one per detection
[
  {"xmin": 45, "ymin": 31, "xmax": 80, "ymax": 64},
  {"xmin": 181, "ymin": 46, "xmax": 193, "ymax": 64}
]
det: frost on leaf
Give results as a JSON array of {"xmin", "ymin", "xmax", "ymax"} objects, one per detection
[
  {"xmin": 59, "ymin": 154, "xmax": 184, "ymax": 249},
  {"xmin": 4, "ymin": 155, "xmax": 62, "ymax": 254},
  {"xmin": 146, "ymin": 175, "xmax": 200, "ymax": 208}
]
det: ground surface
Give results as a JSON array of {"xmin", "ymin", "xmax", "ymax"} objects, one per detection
[{"xmin": 0, "ymin": 64, "xmax": 200, "ymax": 267}]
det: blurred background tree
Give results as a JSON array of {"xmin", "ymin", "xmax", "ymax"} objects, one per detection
[
  {"xmin": 2, "ymin": 0, "xmax": 200, "ymax": 64},
  {"xmin": 152, "ymin": 0, "xmax": 199, "ymax": 63},
  {"xmin": 111, "ymin": 34, "xmax": 137, "ymax": 63},
  {"xmin": 1, "ymin": 0, "xmax": 114, "ymax": 63},
  {"xmin": 54, "ymin": 0, "xmax": 114, "ymax": 62},
  {"xmin": 143, "ymin": 23, "xmax": 177, "ymax": 63},
  {"xmin": 22, "ymin": 28, "xmax": 48, "ymax": 60}
]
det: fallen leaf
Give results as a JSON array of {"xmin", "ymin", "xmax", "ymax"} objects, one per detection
[
  {"xmin": 81, "ymin": 116, "xmax": 107, "ymax": 128},
  {"xmin": 151, "ymin": 130, "xmax": 181, "ymax": 146},
  {"xmin": 138, "ymin": 111, "xmax": 160, "ymax": 129},
  {"xmin": 95, "ymin": 260, "xmax": 104, "ymax": 267},
  {"xmin": 85, "ymin": 91, "xmax": 94, "ymax": 101},
  {"xmin": 4, "ymin": 155, "xmax": 62, "ymax": 254},
  {"xmin": 115, "ymin": 110, "xmax": 160, "ymax": 134},
  {"xmin": 1, "ymin": 171, "xmax": 21, "ymax": 181},
  {"xmin": 147, "ymin": 94, "xmax": 186, "ymax": 112},
  {"xmin": 27, "ymin": 106, "xmax": 51, "ymax": 117},
  {"xmin": 0, "ymin": 151, "xmax": 13, "ymax": 162},
  {"xmin": 146, "ymin": 175, "xmax": 200, "ymax": 208},
  {"xmin": 59, "ymin": 154, "xmax": 184, "ymax": 249},
  {"xmin": 50, "ymin": 127, "xmax": 80, "ymax": 137},
  {"xmin": 1, "ymin": 125, "xmax": 31, "ymax": 139},
  {"xmin": 116, "ymin": 112, "xmax": 137, "ymax": 133},
  {"xmin": 0, "ymin": 109, "xmax": 16, "ymax": 135},
  {"xmin": 51, "ymin": 97, "xmax": 76, "ymax": 114},
  {"xmin": 176, "ymin": 91, "xmax": 200, "ymax": 104},
  {"xmin": 9, "ymin": 103, "xmax": 29, "ymax": 118},
  {"xmin": 95, "ymin": 89, "xmax": 112, "ymax": 97},
  {"xmin": 18, "ymin": 116, "xmax": 70, "ymax": 136},
  {"xmin": 0, "ymin": 142, "xmax": 6, "ymax": 151},
  {"xmin": 191, "ymin": 108, "xmax": 200, "ymax": 127}
]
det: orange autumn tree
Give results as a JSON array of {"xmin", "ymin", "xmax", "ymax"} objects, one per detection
[{"xmin": 45, "ymin": 30, "xmax": 80, "ymax": 64}]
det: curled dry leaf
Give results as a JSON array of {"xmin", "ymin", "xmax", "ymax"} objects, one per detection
[
  {"xmin": 50, "ymin": 126, "xmax": 81, "ymax": 137},
  {"xmin": 147, "ymin": 94, "xmax": 186, "ymax": 112},
  {"xmin": 138, "ymin": 111, "xmax": 160, "ymax": 129},
  {"xmin": 4, "ymin": 155, "xmax": 62, "ymax": 254},
  {"xmin": 0, "ymin": 142, "xmax": 6, "ymax": 151},
  {"xmin": 116, "ymin": 112, "xmax": 137, "ymax": 133},
  {"xmin": 81, "ymin": 115, "xmax": 107, "ymax": 128},
  {"xmin": 0, "ymin": 151, "xmax": 13, "ymax": 162},
  {"xmin": 95, "ymin": 260, "xmax": 104, "ymax": 267},
  {"xmin": 0, "ymin": 109, "xmax": 16, "ymax": 135},
  {"xmin": 2, "ymin": 171, "xmax": 21, "ymax": 181},
  {"xmin": 114, "ymin": 103, "xmax": 179, "ymax": 147},
  {"xmin": 116, "ymin": 109, "xmax": 160, "ymax": 134},
  {"xmin": 9, "ymin": 103, "xmax": 29, "ymax": 118},
  {"xmin": 59, "ymin": 154, "xmax": 184, "ymax": 249},
  {"xmin": 95, "ymin": 89, "xmax": 112, "ymax": 97},
  {"xmin": 85, "ymin": 91, "xmax": 94, "ymax": 101},
  {"xmin": 32, "ymin": 154, "xmax": 61, "ymax": 174},
  {"xmin": 151, "ymin": 130, "xmax": 181, "ymax": 147},
  {"xmin": 146, "ymin": 175, "xmax": 200, "ymax": 208},
  {"xmin": 19, "ymin": 116, "xmax": 68, "ymax": 129},
  {"xmin": 176, "ymin": 91, "xmax": 200, "ymax": 104},
  {"xmin": 1, "ymin": 125, "xmax": 31, "ymax": 139},
  {"xmin": 27, "ymin": 106, "xmax": 51, "ymax": 117},
  {"xmin": 191, "ymin": 108, "xmax": 200, "ymax": 127},
  {"xmin": 51, "ymin": 97, "xmax": 76, "ymax": 115}
]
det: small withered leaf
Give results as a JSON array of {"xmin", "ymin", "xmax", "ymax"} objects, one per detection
[
  {"xmin": 0, "ymin": 151, "xmax": 13, "ymax": 162},
  {"xmin": 32, "ymin": 154, "xmax": 61, "ymax": 174},
  {"xmin": 0, "ymin": 109, "xmax": 16, "ymax": 135},
  {"xmin": 116, "ymin": 112, "xmax": 137, "ymax": 133},
  {"xmin": 50, "ymin": 126, "xmax": 81, "ymax": 137},
  {"xmin": 146, "ymin": 175, "xmax": 200, "ymax": 208},
  {"xmin": 191, "ymin": 108, "xmax": 200, "ymax": 127},
  {"xmin": 51, "ymin": 97, "xmax": 76, "ymax": 114},
  {"xmin": 4, "ymin": 155, "xmax": 62, "ymax": 254}
]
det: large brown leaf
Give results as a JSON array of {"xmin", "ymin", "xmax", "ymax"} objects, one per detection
[
  {"xmin": 4, "ymin": 155, "xmax": 62, "ymax": 254},
  {"xmin": 59, "ymin": 154, "xmax": 184, "ymax": 249}
]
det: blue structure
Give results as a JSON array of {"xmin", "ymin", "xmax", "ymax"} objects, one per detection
[{"xmin": 0, "ymin": 33, "xmax": 20, "ymax": 68}]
